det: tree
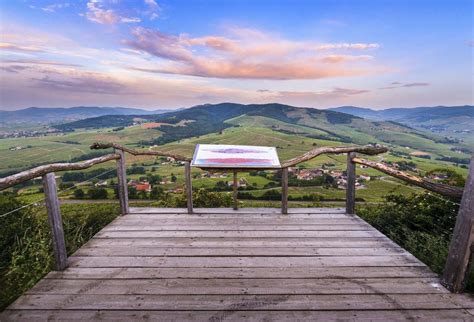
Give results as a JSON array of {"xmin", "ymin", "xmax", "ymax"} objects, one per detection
[
  {"xmin": 128, "ymin": 187, "xmax": 138, "ymax": 199},
  {"xmin": 73, "ymin": 189, "xmax": 85, "ymax": 199},
  {"xmin": 88, "ymin": 187, "xmax": 108, "ymax": 199},
  {"xmin": 150, "ymin": 186, "xmax": 164, "ymax": 199}
]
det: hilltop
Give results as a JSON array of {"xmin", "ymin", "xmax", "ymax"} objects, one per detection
[
  {"xmin": 0, "ymin": 106, "xmax": 176, "ymax": 126},
  {"xmin": 329, "ymin": 105, "xmax": 474, "ymax": 144}
]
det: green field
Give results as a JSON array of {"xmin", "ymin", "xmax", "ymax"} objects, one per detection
[{"xmin": 0, "ymin": 113, "xmax": 469, "ymax": 205}]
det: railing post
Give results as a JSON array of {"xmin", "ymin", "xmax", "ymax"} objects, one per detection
[
  {"xmin": 442, "ymin": 155, "xmax": 474, "ymax": 292},
  {"xmin": 346, "ymin": 152, "xmax": 356, "ymax": 215},
  {"xmin": 185, "ymin": 161, "xmax": 193, "ymax": 214},
  {"xmin": 281, "ymin": 167, "xmax": 288, "ymax": 214},
  {"xmin": 233, "ymin": 171, "xmax": 238, "ymax": 210},
  {"xmin": 115, "ymin": 149, "xmax": 129, "ymax": 215},
  {"xmin": 42, "ymin": 172, "xmax": 68, "ymax": 271}
]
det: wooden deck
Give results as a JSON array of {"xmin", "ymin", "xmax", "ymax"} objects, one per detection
[{"xmin": 2, "ymin": 207, "xmax": 474, "ymax": 321}]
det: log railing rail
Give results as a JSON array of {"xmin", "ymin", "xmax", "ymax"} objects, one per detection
[
  {"xmin": 0, "ymin": 141, "xmax": 472, "ymax": 293},
  {"xmin": 0, "ymin": 154, "xmax": 120, "ymax": 191},
  {"xmin": 90, "ymin": 142, "xmax": 190, "ymax": 161}
]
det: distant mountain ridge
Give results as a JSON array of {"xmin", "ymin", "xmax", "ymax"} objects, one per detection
[
  {"xmin": 329, "ymin": 105, "xmax": 473, "ymax": 121},
  {"xmin": 0, "ymin": 106, "xmax": 177, "ymax": 125}
]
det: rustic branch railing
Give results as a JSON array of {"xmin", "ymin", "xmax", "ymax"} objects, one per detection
[
  {"xmin": 0, "ymin": 154, "xmax": 120, "ymax": 191},
  {"xmin": 0, "ymin": 141, "xmax": 472, "ymax": 292},
  {"xmin": 90, "ymin": 142, "xmax": 190, "ymax": 161},
  {"xmin": 281, "ymin": 145, "xmax": 388, "ymax": 168},
  {"xmin": 352, "ymin": 157, "xmax": 463, "ymax": 200}
]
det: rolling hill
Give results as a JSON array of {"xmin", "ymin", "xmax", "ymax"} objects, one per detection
[
  {"xmin": 53, "ymin": 103, "xmax": 473, "ymax": 157},
  {"xmin": 0, "ymin": 106, "xmax": 176, "ymax": 126},
  {"xmin": 329, "ymin": 106, "xmax": 474, "ymax": 143}
]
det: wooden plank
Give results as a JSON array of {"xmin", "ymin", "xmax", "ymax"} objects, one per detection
[
  {"xmin": 73, "ymin": 246, "xmax": 405, "ymax": 257},
  {"xmin": 184, "ymin": 161, "xmax": 193, "ymax": 214},
  {"xmin": 346, "ymin": 152, "xmax": 356, "ymax": 215},
  {"xmin": 68, "ymin": 255, "xmax": 424, "ymax": 268},
  {"xmin": 8, "ymin": 294, "xmax": 471, "ymax": 311},
  {"xmin": 42, "ymin": 172, "xmax": 68, "ymax": 271},
  {"xmin": 3, "ymin": 309, "xmax": 473, "ymax": 322},
  {"xmin": 83, "ymin": 237, "xmax": 396, "ymax": 248},
  {"xmin": 27, "ymin": 278, "xmax": 448, "ymax": 295},
  {"xmin": 94, "ymin": 230, "xmax": 383, "ymax": 238},
  {"xmin": 113, "ymin": 218, "xmax": 363, "ymax": 225},
  {"xmin": 442, "ymin": 155, "xmax": 474, "ymax": 292},
  {"xmin": 100, "ymin": 224, "xmax": 373, "ymax": 231},
  {"xmin": 45, "ymin": 266, "xmax": 438, "ymax": 279},
  {"xmin": 281, "ymin": 167, "xmax": 288, "ymax": 214},
  {"xmin": 115, "ymin": 149, "xmax": 129, "ymax": 215},
  {"xmin": 128, "ymin": 207, "xmax": 346, "ymax": 214},
  {"xmin": 123, "ymin": 213, "xmax": 353, "ymax": 220}
]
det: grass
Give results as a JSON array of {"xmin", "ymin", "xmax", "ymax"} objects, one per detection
[{"xmin": 0, "ymin": 202, "xmax": 120, "ymax": 310}]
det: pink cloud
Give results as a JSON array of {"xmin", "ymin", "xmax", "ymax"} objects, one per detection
[
  {"xmin": 125, "ymin": 27, "xmax": 383, "ymax": 80},
  {"xmin": 0, "ymin": 42, "xmax": 43, "ymax": 53}
]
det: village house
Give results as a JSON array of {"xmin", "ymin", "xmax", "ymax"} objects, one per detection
[
  {"xmin": 128, "ymin": 180, "xmax": 152, "ymax": 192},
  {"xmin": 227, "ymin": 177, "xmax": 249, "ymax": 188},
  {"xmin": 95, "ymin": 180, "xmax": 108, "ymax": 187},
  {"xmin": 296, "ymin": 169, "xmax": 324, "ymax": 181}
]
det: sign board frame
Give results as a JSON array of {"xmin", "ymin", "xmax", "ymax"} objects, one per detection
[{"xmin": 191, "ymin": 144, "xmax": 281, "ymax": 169}]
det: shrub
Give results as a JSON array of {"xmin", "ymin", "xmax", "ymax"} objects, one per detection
[
  {"xmin": 176, "ymin": 189, "xmax": 232, "ymax": 208},
  {"xmin": 357, "ymin": 192, "xmax": 461, "ymax": 279}
]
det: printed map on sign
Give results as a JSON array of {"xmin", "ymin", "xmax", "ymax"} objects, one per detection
[{"xmin": 191, "ymin": 144, "xmax": 281, "ymax": 168}]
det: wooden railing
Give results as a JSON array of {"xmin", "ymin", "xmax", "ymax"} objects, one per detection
[{"xmin": 0, "ymin": 142, "xmax": 472, "ymax": 293}]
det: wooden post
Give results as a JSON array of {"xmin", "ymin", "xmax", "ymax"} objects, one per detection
[
  {"xmin": 115, "ymin": 149, "xmax": 129, "ymax": 215},
  {"xmin": 185, "ymin": 161, "xmax": 193, "ymax": 214},
  {"xmin": 442, "ymin": 155, "xmax": 474, "ymax": 292},
  {"xmin": 233, "ymin": 171, "xmax": 238, "ymax": 210},
  {"xmin": 281, "ymin": 167, "xmax": 289, "ymax": 214},
  {"xmin": 346, "ymin": 152, "xmax": 356, "ymax": 215},
  {"xmin": 42, "ymin": 172, "xmax": 68, "ymax": 271}
]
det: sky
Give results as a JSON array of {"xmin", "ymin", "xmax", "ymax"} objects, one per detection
[{"xmin": 0, "ymin": 0, "xmax": 472, "ymax": 110}]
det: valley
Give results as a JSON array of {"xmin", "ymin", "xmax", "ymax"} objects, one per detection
[{"xmin": 1, "ymin": 103, "xmax": 471, "ymax": 206}]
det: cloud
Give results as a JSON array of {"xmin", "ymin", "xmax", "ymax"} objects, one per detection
[
  {"xmin": 314, "ymin": 43, "xmax": 380, "ymax": 50},
  {"xmin": 41, "ymin": 3, "xmax": 70, "ymax": 13},
  {"xmin": 380, "ymin": 82, "xmax": 431, "ymax": 90},
  {"xmin": 278, "ymin": 87, "xmax": 370, "ymax": 98},
  {"xmin": 402, "ymin": 82, "xmax": 430, "ymax": 87},
  {"xmin": 86, "ymin": 1, "xmax": 140, "ymax": 24},
  {"xmin": 1, "ymin": 59, "xmax": 81, "ymax": 67},
  {"xmin": 251, "ymin": 87, "xmax": 370, "ymax": 106},
  {"xmin": 0, "ymin": 42, "xmax": 43, "ymax": 53},
  {"xmin": 124, "ymin": 27, "xmax": 384, "ymax": 80},
  {"xmin": 0, "ymin": 65, "xmax": 31, "ymax": 73},
  {"xmin": 31, "ymin": 74, "xmax": 126, "ymax": 95},
  {"xmin": 320, "ymin": 55, "xmax": 373, "ymax": 63}
]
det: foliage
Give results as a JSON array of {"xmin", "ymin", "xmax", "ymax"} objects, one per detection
[
  {"xmin": 426, "ymin": 168, "xmax": 466, "ymax": 187},
  {"xmin": 73, "ymin": 188, "xmax": 85, "ymax": 199},
  {"xmin": 357, "ymin": 192, "xmax": 462, "ymax": 282},
  {"xmin": 62, "ymin": 167, "xmax": 115, "ymax": 182},
  {"xmin": 87, "ymin": 187, "xmax": 108, "ymax": 199},
  {"xmin": 0, "ymin": 196, "xmax": 120, "ymax": 310},
  {"xmin": 175, "ymin": 189, "xmax": 232, "ymax": 208},
  {"xmin": 127, "ymin": 166, "xmax": 146, "ymax": 175}
]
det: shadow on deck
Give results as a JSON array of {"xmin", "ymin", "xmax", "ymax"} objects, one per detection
[{"xmin": 2, "ymin": 208, "xmax": 474, "ymax": 321}]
